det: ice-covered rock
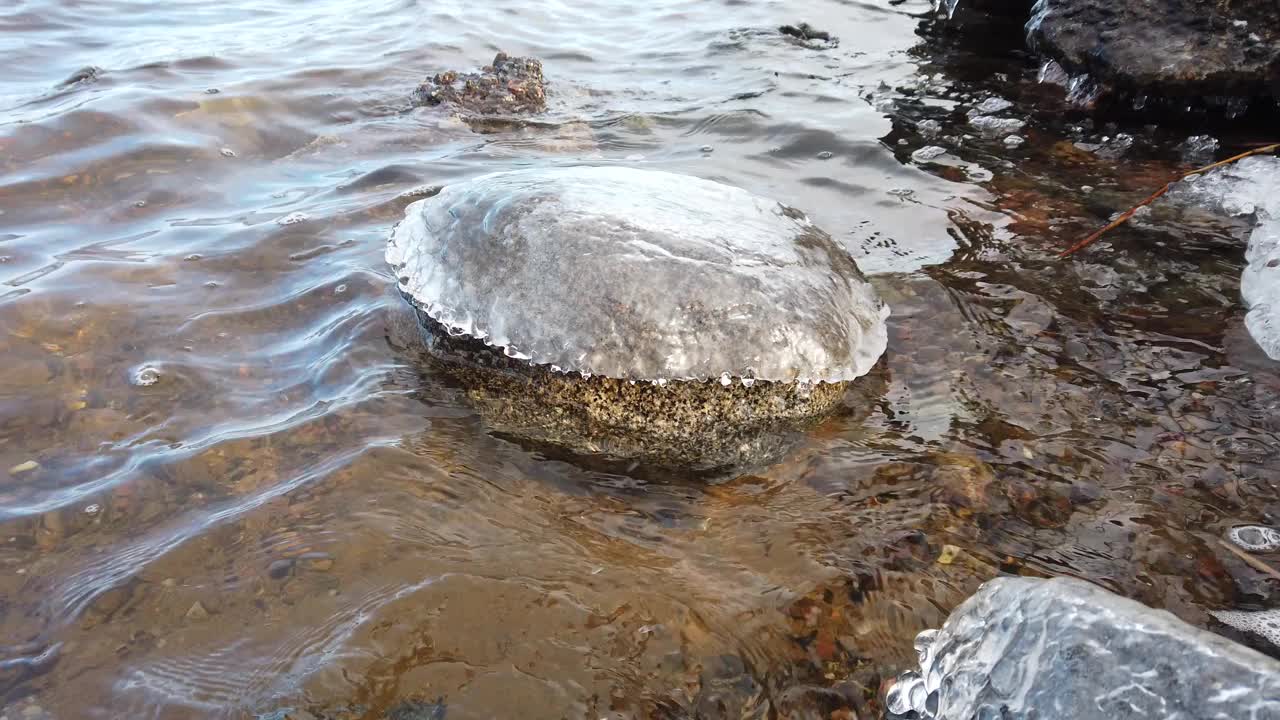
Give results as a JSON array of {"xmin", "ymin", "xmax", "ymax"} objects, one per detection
[
  {"xmin": 1168, "ymin": 156, "xmax": 1280, "ymax": 360},
  {"xmin": 968, "ymin": 115, "xmax": 1025, "ymax": 139},
  {"xmin": 887, "ymin": 576, "xmax": 1280, "ymax": 720},
  {"xmin": 911, "ymin": 146, "xmax": 948, "ymax": 163},
  {"xmin": 388, "ymin": 165, "xmax": 889, "ymax": 383}
]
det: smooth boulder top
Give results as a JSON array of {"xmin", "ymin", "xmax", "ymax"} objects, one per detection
[{"xmin": 387, "ymin": 165, "xmax": 888, "ymax": 383}]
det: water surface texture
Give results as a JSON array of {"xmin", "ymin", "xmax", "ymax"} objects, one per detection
[{"xmin": 3, "ymin": 0, "xmax": 1280, "ymax": 718}]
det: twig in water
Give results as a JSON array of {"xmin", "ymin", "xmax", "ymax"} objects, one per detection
[
  {"xmin": 1060, "ymin": 143, "xmax": 1280, "ymax": 258},
  {"xmin": 1219, "ymin": 539, "xmax": 1280, "ymax": 582}
]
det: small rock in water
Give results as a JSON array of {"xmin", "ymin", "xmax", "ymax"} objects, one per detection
[
  {"xmin": 268, "ymin": 559, "xmax": 295, "ymax": 580},
  {"xmin": 964, "ymin": 165, "xmax": 993, "ymax": 182},
  {"xmin": 59, "ymin": 66, "xmax": 102, "ymax": 87},
  {"xmin": 413, "ymin": 52, "xmax": 546, "ymax": 115},
  {"xmin": 185, "ymin": 601, "xmax": 210, "ymax": 621},
  {"xmin": 1228, "ymin": 525, "xmax": 1280, "ymax": 552},
  {"xmin": 917, "ymin": 119, "xmax": 942, "ymax": 138},
  {"xmin": 219, "ymin": 147, "xmax": 236, "ymax": 158},
  {"xmin": 276, "ymin": 212, "xmax": 308, "ymax": 226},
  {"xmin": 969, "ymin": 115, "xmax": 1025, "ymax": 138},
  {"xmin": 131, "ymin": 366, "xmax": 161, "ymax": 386},
  {"xmin": 9, "ymin": 460, "xmax": 39, "ymax": 475},
  {"xmin": 699, "ymin": 144, "xmax": 714, "ymax": 153},
  {"xmin": 911, "ymin": 145, "xmax": 948, "ymax": 163},
  {"xmin": 300, "ymin": 552, "xmax": 335, "ymax": 572},
  {"xmin": 1003, "ymin": 135, "xmax": 1025, "ymax": 148},
  {"xmin": 816, "ymin": 151, "xmax": 833, "ymax": 160},
  {"xmin": 968, "ymin": 97, "xmax": 1013, "ymax": 116},
  {"xmin": 779, "ymin": 22, "xmax": 838, "ymax": 48},
  {"xmin": 1179, "ymin": 134, "xmax": 1219, "ymax": 164}
]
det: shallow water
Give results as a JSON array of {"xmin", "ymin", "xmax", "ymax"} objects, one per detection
[{"xmin": 2, "ymin": 0, "xmax": 1279, "ymax": 718}]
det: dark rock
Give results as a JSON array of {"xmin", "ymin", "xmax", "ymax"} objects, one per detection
[
  {"xmin": 412, "ymin": 52, "xmax": 546, "ymax": 115},
  {"xmin": 268, "ymin": 558, "xmax": 295, "ymax": 580},
  {"xmin": 58, "ymin": 66, "xmax": 103, "ymax": 88},
  {"xmin": 779, "ymin": 22, "xmax": 839, "ymax": 48},
  {"xmin": 1029, "ymin": 0, "xmax": 1280, "ymax": 99}
]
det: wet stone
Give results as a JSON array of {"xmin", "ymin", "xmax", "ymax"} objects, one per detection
[
  {"xmin": 184, "ymin": 601, "xmax": 210, "ymax": 621},
  {"xmin": 1029, "ymin": 0, "xmax": 1280, "ymax": 100},
  {"xmin": 8, "ymin": 460, "xmax": 40, "ymax": 475},
  {"xmin": 779, "ymin": 22, "xmax": 839, "ymax": 49},
  {"xmin": 389, "ymin": 166, "xmax": 888, "ymax": 468},
  {"xmin": 268, "ymin": 558, "xmax": 295, "ymax": 580},
  {"xmin": 412, "ymin": 52, "xmax": 546, "ymax": 115},
  {"xmin": 300, "ymin": 552, "xmax": 334, "ymax": 572}
]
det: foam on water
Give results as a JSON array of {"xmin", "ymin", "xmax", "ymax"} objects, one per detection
[
  {"xmin": 388, "ymin": 166, "xmax": 890, "ymax": 383},
  {"xmin": 1168, "ymin": 156, "xmax": 1280, "ymax": 360}
]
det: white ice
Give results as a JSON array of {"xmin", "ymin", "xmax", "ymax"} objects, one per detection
[{"xmin": 387, "ymin": 166, "xmax": 889, "ymax": 383}]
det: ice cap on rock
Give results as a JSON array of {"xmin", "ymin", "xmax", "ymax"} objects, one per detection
[{"xmin": 388, "ymin": 166, "xmax": 889, "ymax": 383}]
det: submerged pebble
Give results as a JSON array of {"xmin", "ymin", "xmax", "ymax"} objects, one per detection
[{"xmin": 8, "ymin": 460, "xmax": 39, "ymax": 475}]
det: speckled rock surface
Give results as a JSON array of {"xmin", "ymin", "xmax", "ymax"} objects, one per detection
[
  {"xmin": 1028, "ymin": 0, "xmax": 1280, "ymax": 98},
  {"xmin": 412, "ymin": 52, "xmax": 546, "ymax": 114},
  {"xmin": 414, "ymin": 313, "xmax": 848, "ymax": 470},
  {"xmin": 887, "ymin": 576, "xmax": 1280, "ymax": 720}
]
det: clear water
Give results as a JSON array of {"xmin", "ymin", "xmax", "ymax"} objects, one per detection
[{"xmin": 2, "ymin": 0, "xmax": 1280, "ymax": 718}]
